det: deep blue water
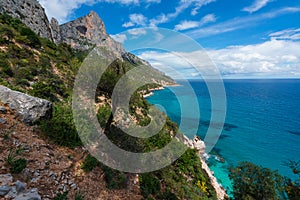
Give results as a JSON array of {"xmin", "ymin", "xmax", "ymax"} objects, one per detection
[{"xmin": 146, "ymin": 79, "xmax": 300, "ymax": 192}]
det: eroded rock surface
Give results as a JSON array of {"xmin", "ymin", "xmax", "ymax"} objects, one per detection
[{"xmin": 0, "ymin": 86, "xmax": 52, "ymax": 125}]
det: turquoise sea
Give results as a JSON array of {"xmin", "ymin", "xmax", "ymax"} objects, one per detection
[{"xmin": 146, "ymin": 79, "xmax": 300, "ymax": 194}]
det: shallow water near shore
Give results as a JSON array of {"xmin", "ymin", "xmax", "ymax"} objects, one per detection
[{"xmin": 146, "ymin": 79, "xmax": 300, "ymax": 195}]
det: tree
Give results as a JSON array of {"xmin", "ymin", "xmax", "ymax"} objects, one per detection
[
  {"xmin": 229, "ymin": 162, "xmax": 285, "ymax": 200},
  {"xmin": 285, "ymin": 160, "xmax": 300, "ymax": 200}
]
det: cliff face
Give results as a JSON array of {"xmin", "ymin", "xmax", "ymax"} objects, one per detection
[
  {"xmin": 0, "ymin": 0, "xmax": 52, "ymax": 39},
  {"xmin": 58, "ymin": 11, "xmax": 125, "ymax": 54},
  {"xmin": 0, "ymin": 1, "xmax": 125, "ymax": 54},
  {"xmin": 0, "ymin": 0, "xmax": 173, "ymax": 83}
]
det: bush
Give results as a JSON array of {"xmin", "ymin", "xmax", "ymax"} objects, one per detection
[
  {"xmin": 40, "ymin": 103, "xmax": 82, "ymax": 147},
  {"xmin": 81, "ymin": 154, "xmax": 99, "ymax": 173},
  {"xmin": 97, "ymin": 104, "xmax": 111, "ymax": 128},
  {"xmin": 140, "ymin": 173, "xmax": 161, "ymax": 198},
  {"xmin": 19, "ymin": 27, "xmax": 41, "ymax": 48},
  {"xmin": 229, "ymin": 162, "xmax": 285, "ymax": 200},
  {"xmin": 102, "ymin": 166, "xmax": 127, "ymax": 190},
  {"xmin": 285, "ymin": 160, "xmax": 300, "ymax": 200},
  {"xmin": 53, "ymin": 192, "xmax": 68, "ymax": 200},
  {"xmin": 10, "ymin": 158, "xmax": 27, "ymax": 174},
  {"xmin": 0, "ymin": 60, "xmax": 13, "ymax": 77}
]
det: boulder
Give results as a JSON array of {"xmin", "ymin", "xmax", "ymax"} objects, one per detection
[
  {"xmin": 0, "ymin": 85, "xmax": 52, "ymax": 125},
  {"xmin": 0, "ymin": 185, "xmax": 11, "ymax": 196}
]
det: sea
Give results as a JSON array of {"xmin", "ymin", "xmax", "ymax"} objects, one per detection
[{"xmin": 146, "ymin": 79, "xmax": 300, "ymax": 195}]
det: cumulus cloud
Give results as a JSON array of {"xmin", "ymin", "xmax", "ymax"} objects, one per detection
[
  {"xmin": 122, "ymin": 14, "xmax": 147, "ymax": 28},
  {"xmin": 243, "ymin": 0, "xmax": 273, "ymax": 13},
  {"xmin": 174, "ymin": 14, "xmax": 216, "ymax": 31},
  {"xmin": 137, "ymin": 39, "xmax": 300, "ymax": 79},
  {"xmin": 38, "ymin": 0, "xmax": 157, "ymax": 23}
]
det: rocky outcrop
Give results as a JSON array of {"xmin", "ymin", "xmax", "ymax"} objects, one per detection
[
  {"xmin": 0, "ymin": 85, "xmax": 52, "ymax": 125},
  {"xmin": 58, "ymin": 11, "xmax": 126, "ymax": 53},
  {"xmin": 0, "ymin": 0, "xmax": 52, "ymax": 39},
  {"xmin": 50, "ymin": 18, "xmax": 62, "ymax": 44},
  {"xmin": 183, "ymin": 135, "xmax": 206, "ymax": 155}
]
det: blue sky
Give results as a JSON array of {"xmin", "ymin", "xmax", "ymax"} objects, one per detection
[{"xmin": 38, "ymin": 0, "xmax": 300, "ymax": 79}]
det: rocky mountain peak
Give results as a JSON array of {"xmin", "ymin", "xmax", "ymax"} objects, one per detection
[{"xmin": 58, "ymin": 11, "xmax": 125, "ymax": 54}]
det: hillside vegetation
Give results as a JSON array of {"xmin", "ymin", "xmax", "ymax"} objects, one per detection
[{"xmin": 0, "ymin": 13, "xmax": 218, "ymax": 199}]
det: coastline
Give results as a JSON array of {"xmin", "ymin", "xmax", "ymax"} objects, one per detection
[
  {"xmin": 142, "ymin": 83, "xmax": 181, "ymax": 98},
  {"xmin": 144, "ymin": 86, "xmax": 228, "ymax": 199},
  {"xmin": 183, "ymin": 136, "xmax": 228, "ymax": 200}
]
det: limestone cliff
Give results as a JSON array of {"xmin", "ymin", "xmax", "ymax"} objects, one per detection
[
  {"xmin": 58, "ymin": 11, "xmax": 125, "ymax": 54},
  {"xmin": 0, "ymin": 0, "xmax": 52, "ymax": 39}
]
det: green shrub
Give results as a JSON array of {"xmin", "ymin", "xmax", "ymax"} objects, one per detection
[
  {"xmin": 97, "ymin": 104, "xmax": 111, "ymax": 128},
  {"xmin": 10, "ymin": 158, "xmax": 27, "ymax": 174},
  {"xmin": 229, "ymin": 162, "xmax": 285, "ymax": 200},
  {"xmin": 53, "ymin": 192, "xmax": 68, "ymax": 200},
  {"xmin": 19, "ymin": 27, "xmax": 41, "ymax": 48},
  {"xmin": 100, "ymin": 164, "xmax": 127, "ymax": 190},
  {"xmin": 40, "ymin": 103, "xmax": 82, "ymax": 147},
  {"xmin": 140, "ymin": 173, "xmax": 161, "ymax": 198},
  {"xmin": 0, "ymin": 60, "xmax": 13, "ymax": 77},
  {"xmin": 81, "ymin": 154, "xmax": 99, "ymax": 173},
  {"xmin": 75, "ymin": 192, "xmax": 85, "ymax": 200}
]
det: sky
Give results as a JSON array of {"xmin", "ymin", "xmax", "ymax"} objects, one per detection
[{"xmin": 38, "ymin": 0, "xmax": 300, "ymax": 79}]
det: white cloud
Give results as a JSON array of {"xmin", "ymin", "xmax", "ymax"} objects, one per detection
[
  {"xmin": 208, "ymin": 39, "xmax": 300, "ymax": 77},
  {"xmin": 137, "ymin": 39, "xmax": 300, "ymax": 79},
  {"xmin": 200, "ymin": 14, "xmax": 216, "ymax": 25},
  {"xmin": 269, "ymin": 28, "xmax": 300, "ymax": 41},
  {"xmin": 174, "ymin": 14, "xmax": 216, "ymax": 31},
  {"xmin": 190, "ymin": 0, "xmax": 217, "ymax": 16},
  {"xmin": 38, "ymin": 0, "xmax": 157, "ymax": 23},
  {"xmin": 149, "ymin": 0, "xmax": 216, "ymax": 27},
  {"xmin": 187, "ymin": 7, "xmax": 300, "ymax": 38},
  {"xmin": 128, "ymin": 28, "xmax": 147, "ymax": 36},
  {"xmin": 122, "ymin": 22, "xmax": 135, "ymax": 28},
  {"xmin": 175, "ymin": 21, "xmax": 199, "ymax": 31},
  {"xmin": 145, "ymin": 0, "xmax": 161, "ymax": 3},
  {"xmin": 122, "ymin": 14, "xmax": 147, "ymax": 28},
  {"xmin": 111, "ymin": 34, "xmax": 127, "ymax": 43},
  {"xmin": 243, "ymin": 0, "xmax": 273, "ymax": 13}
]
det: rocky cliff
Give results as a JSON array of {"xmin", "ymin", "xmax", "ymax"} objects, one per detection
[
  {"xmin": 0, "ymin": 1, "xmax": 123, "ymax": 53},
  {"xmin": 0, "ymin": 0, "xmax": 52, "ymax": 39},
  {"xmin": 58, "ymin": 11, "xmax": 125, "ymax": 54}
]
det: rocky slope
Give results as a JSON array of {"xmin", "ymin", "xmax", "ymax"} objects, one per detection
[{"xmin": 0, "ymin": 101, "xmax": 142, "ymax": 200}]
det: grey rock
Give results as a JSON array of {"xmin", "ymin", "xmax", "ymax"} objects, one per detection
[
  {"xmin": 15, "ymin": 188, "xmax": 41, "ymax": 200},
  {"xmin": 0, "ymin": 185, "xmax": 11, "ymax": 196},
  {"xmin": 70, "ymin": 183, "xmax": 77, "ymax": 190},
  {"xmin": 0, "ymin": 174, "xmax": 13, "ymax": 185},
  {"xmin": 50, "ymin": 18, "xmax": 61, "ymax": 44},
  {"xmin": 0, "ymin": 85, "xmax": 52, "ymax": 125},
  {"xmin": 0, "ymin": 0, "xmax": 52, "ymax": 40},
  {"xmin": 0, "ymin": 106, "xmax": 6, "ymax": 113},
  {"xmin": 6, "ymin": 186, "xmax": 17, "ymax": 199},
  {"xmin": 15, "ymin": 180, "xmax": 26, "ymax": 194},
  {"xmin": 0, "ymin": 118, "xmax": 7, "ymax": 124},
  {"xmin": 59, "ymin": 11, "xmax": 126, "ymax": 54}
]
